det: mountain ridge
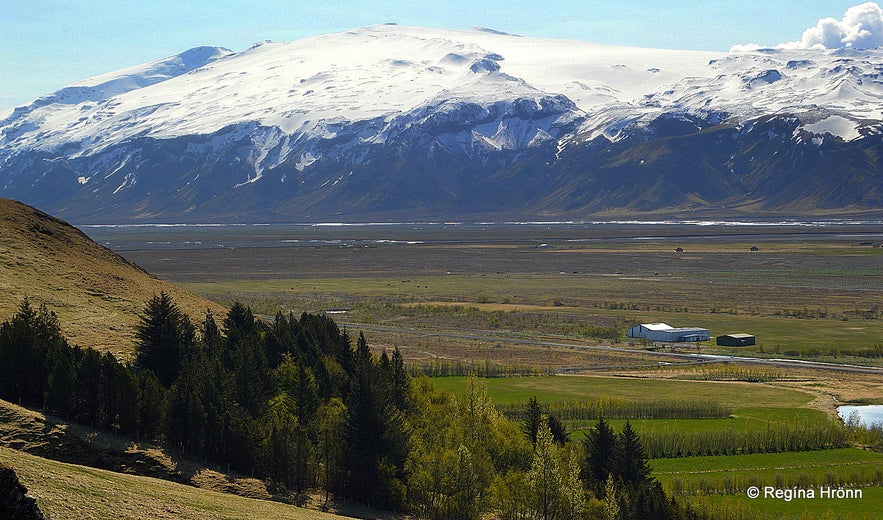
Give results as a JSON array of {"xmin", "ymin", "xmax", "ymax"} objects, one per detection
[{"xmin": 1, "ymin": 25, "xmax": 882, "ymax": 222}]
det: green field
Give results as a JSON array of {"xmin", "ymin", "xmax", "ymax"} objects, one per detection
[
  {"xmin": 429, "ymin": 375, "xmax": 816, "ymax": 408},
  {"xmin": 654, "ymin": 449, "xmax": 883, "ymax": 519},
  {"xmin": 95, "ymin": 224, "xmax": 883, "ymax": 518},
  {"xmin": 429, "ymin": 375, "xmax": 882, "ymax": 518},
  {"xmin": 431, "ymin": 375, "xmax": 834, "ymax": 444}
]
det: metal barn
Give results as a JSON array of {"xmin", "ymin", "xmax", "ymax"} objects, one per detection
[
  {"xmin": 628, "ymin": 323, "xmax": 710, "ymax": 343},
  {"xmin": 716, "ymin": 333, "xmax": 756, "ymax": 346}
]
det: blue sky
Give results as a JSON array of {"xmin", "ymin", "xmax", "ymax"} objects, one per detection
[{"xmin": 0, "ymin": 1, "xmax": 871, "ymax": 110}]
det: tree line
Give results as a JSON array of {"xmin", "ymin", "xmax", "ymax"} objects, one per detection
[{"xmin": 0, "ymin": 295, "xmax": 708, "ymax": 518}]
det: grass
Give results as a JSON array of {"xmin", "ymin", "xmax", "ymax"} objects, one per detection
[
  {"xmin": 566, "ymin": 409, "xmax": 831, "ymax": 437},
  {"xmin": 106, "ymin": 222, "xmax": 882, "ymax": 363},
  {"xmin": 652, "ymin": 448, "xmax": 883, "ymax": 477},
  {"xmin": 429, "ymin": 375, "xmax": 816, "ymax": 409},
  {"xmin": 179, "ymin": 272, "xmax": 883, "ymax": 357},
  {"xmin": 686, "ymin": 490, "xmax": 883, "ymax": 520},
  {"xmin": 76, "ymin": 223, "xmax": 883, "ymax": 519},
  {"xmin": 0, "ymin": 199, "xmax": 224, "ymax": 359},
  {"xmin": 654, "ymin": 449, "xmax": 883, "ymax": 519},
  {"xmin": 0, "ymin": 447, "xmax": 347, "ymax": 520}
]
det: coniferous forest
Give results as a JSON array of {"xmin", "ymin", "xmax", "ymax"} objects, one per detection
[{"xmin": 0, "ymin": 294, "xmax": 703, "ymax": 519}]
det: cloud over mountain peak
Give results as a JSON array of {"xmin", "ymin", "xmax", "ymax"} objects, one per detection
[{"xmin": 732, "ymin": 2, "xmax": 883, "ymax": 51}]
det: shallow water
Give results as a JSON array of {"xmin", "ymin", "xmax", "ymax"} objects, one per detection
[{"xmin": 838, "ymin": 405, "xmax": 883, "ymax": 428}]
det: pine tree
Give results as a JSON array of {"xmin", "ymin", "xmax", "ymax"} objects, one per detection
[
  {"xmin": 317, "ymin": 397, "xmax": 346, "ymax": 504},
  {"xmin": 74, "ymin": 348, "xmax": 102, "ymax": 426},
  {"xmin": 134, "ymin": 293, "xmax": 193, "ymax": 386},
  {"xmin": 546, "ymin": 413, "xmax": 568, "ymax": 446},
  {"xmin": 201, "ymin": 310, "xmax": 223, "ymax": 358},
  {"xmin": 135, "ymin": 369, "xmax": 167, "ymax": 440},
  {"xmin": 522, "ymin": 397, "xmax": 543, "ymax": 445},
  {"xmin": 45, "ymin": 345, "xmax": 75, "ymax": 415},
  {"xmin": 275, "ymin": 353, "xmax": 320, "ymax": 490},
  {"xmin": 344, "ymin": 332, "xmax": 408, "ymax": 508},
  {"xmin": 391, "ymin": 347, "xmax": 410, "ymax": 412},
  {"xmin": 0, "ymin": 299, "xmax": 67, "ymax": 404},
  {"xmin": 583, "ymin": 417, "xmax": 617, "ymax": 496},
  {"xmin": 612, "ymin": 421, "xmax": 651, "ymax": 487}
]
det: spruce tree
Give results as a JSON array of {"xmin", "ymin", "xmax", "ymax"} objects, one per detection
[
  {"xmin": 612, "ymin": 420, "xmax": 651, "ymax": 487},
  {"xmin": 391, "ymin": 347, "xmax": 410, "ymax": 412},
  {"xmin": 344, "ymin": 332, "xmax": 408, "ymax": 508},
  {"xmin": 522, "ymin": 396, "xmax": 543, "ymax": 445},
  {"xmin": 134, "ymin": 293, "xmax": 193, "ymax": 386},
  {"xmin": 546, "ymin": 413, "xmax": 568, "ymax": 446},
  {"xmin": 582, "ymin": 417, "xmax": 616, "ymax": 496}
]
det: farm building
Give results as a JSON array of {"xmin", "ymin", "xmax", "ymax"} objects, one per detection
[
  {"xmin": 628, "ymin": 323, "xmax": 710, "ymax": 343},
  {"xmin": 716, "ymin": 333, "xmax": 756, "ymax": 346}
]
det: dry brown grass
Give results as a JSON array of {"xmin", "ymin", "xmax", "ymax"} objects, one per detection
[
  {"xmin": 0, "ymin": 447, "xmax": 347, "ymax": 520},
  {"xmin": 0, "ymin": 199, "xmax": 225, "ymax": 359},
  {"xmin": 0, "ymin": 399, "xmax": 269, "ymax": 498},
  {"xmin": 0, "ymin": 399, "xmax": 404, "ymax": 520}
]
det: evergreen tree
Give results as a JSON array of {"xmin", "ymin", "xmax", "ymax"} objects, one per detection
[
  {"xmin": 390, "ymin": 347, "xmax": 410, "ymax": 412},
  {"xmin": 74, "ymin": 348, "xmax": 102, "ymax": 426},
  {"xmin": 201, "ymin": 310, "xmax": 223, "ymax": 358},
  {"xmin": 546, "ymin": 413, "xmax": 568, "ymax": 446},
  {"xmin": 612, "ymin": 421, "xmax": 651, "ymax": 487},
  {"xmin": 230, "ymin": 333, "xmax": 271, "ymax": 415},
  {"xmin": 222, "ymin": 301, "xmax": 257, "ymax": 348},
  {"xmin": 583, "ymin": 417, "xmax": 617, "ymax": 496},
  {"xmin": 45, "ymin": 346, "xmax": 75, "ymax": 415},
  {"xmin": 134, "ymin": 293, "xmax": 194, "ymax": 386},
  {"xmin": 344, "ymin": 333, "xmax": 408, "ymax": 508},
  {"xmin": 96, "ymin": 352, "xmax": 137, "ymax": 435},
  {"xmin": 135, "ymin": 369, "xmax": 167, "ymax": 440},
  {"xmin": 317, "ymin": 397, "xmax": 346, "ymax": 504},
  {"xmin": 275, "ymin": 353, "xmax": 320, "ymax": 490},
  {"xmin": 0, "ymin": 299, "xmax": 67, "ymax": 404},
  {"xmin": 522, "ymin": 396, "xmax": 543, "ymax": 445}
]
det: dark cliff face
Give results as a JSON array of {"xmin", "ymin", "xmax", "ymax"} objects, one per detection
[{"xmin": 0, "ymin": 464, "xmax": 49, "ymax": 520}]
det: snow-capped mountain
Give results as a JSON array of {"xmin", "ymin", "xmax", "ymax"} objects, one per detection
[{"xmin": 1, "ymin": 24, "xmax": 881, "ymax": 222}]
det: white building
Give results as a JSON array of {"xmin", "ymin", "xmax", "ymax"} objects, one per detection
[{"xmin": 627, "ymin": 323, "xmax": 710, "ymax": 343}]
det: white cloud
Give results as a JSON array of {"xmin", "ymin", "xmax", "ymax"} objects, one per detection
[{"xmin": 731, "ymin": 2, "xmax": 883, "ymax": 51}]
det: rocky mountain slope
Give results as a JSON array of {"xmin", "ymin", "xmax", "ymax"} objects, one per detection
[
  {"xmin": 0, "ymin": 198, "xmax": 224, "ymax": 357},
  {"xmin": 1, "ymin": 25, "xmax": 881, "ymax": 222}
]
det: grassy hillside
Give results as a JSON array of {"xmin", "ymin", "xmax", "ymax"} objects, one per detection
[
  {"xmin": 0, "ymin": 398, "xmax": 402, "ymax": 520},
  {"xmin": 0, "ymin": 447, "xmax": 346, "ymax": 520},
  {"xmin": 0, "ymin": 198, "xmax": 224, "ymax": 358}
]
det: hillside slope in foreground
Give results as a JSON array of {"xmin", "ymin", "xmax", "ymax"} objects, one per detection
[
  {"xmin": 0, "ymin": 446, "xmax": 347, "ymax": 520},
  {"xmin": 0, "ymin": 198, "xmax": 223, "ymax": 358}
]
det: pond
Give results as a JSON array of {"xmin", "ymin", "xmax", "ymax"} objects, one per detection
[{"xmin": 838, "ymin": 405, "xmax": 883, "ymax": 428}]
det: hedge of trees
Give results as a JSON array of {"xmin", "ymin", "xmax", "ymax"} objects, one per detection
[
  {"xmin": 641, "ymin": 423, "xmax": 849, "ymax": 459},
  {"xmin": 0, "ymin": 296, "xmax": 706, "ymax": 519},
  {"xmin": 499, "ymin": 397, "xmax": 733, "ymax": 423}
]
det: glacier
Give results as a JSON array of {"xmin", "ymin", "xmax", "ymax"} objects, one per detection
[{"xmin": 0, "ymin": 25, "xmax": 882, "ymax": 222}]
